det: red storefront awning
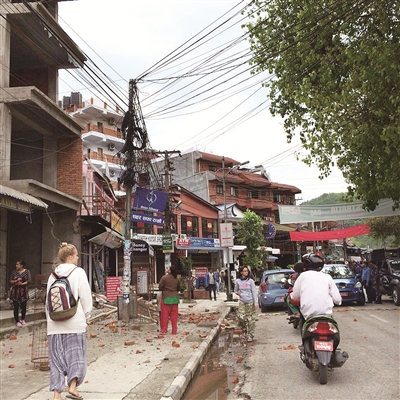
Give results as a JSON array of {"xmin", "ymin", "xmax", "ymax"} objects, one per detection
[{"xmin": 290, "ymin": 224, "xmax": 371, "ymax": 241}]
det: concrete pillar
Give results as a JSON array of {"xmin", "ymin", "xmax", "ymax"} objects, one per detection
[
  {"xmin": 0, "ymin": 209, "xmax": 8, "ymax": 298},
  {"xmin": 0, "ymin": 9, "xmax": 11, "ymax": 181}
]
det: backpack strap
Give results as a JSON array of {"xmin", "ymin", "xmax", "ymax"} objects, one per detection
[{"xmin": 51, "ymin": 267, "xmax": 78, "ymax": 281}]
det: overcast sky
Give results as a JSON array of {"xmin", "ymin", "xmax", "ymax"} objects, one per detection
[{"xmin": 58, "ymin": 0, "xmax": 349, "ymax": 203}]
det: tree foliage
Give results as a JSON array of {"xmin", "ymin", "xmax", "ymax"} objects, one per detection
[
  {"xmin": 235, "ymin": 210, "xmax": 265, "ymax": 271},
  {"xmin": 367, "ymin": 216, "xmax": 400, "ymax": 246},
  {"xmin": 244, "ymin": 1, "xmax": 400, "ymax": 210}
]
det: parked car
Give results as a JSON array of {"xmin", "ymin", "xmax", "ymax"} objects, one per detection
[
  {"xmin": 258, "ymin": 269, "xmax": 294, "ymax": 312},
  {"xmin": 321, "ymin": 264, "xmax": 365, "ymax": 306},
  {"xmin": 376, "ymin": 258, "xmax": 400, "ymax": 306}
]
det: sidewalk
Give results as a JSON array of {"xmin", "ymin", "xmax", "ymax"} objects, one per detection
[{"xmin": 0, "ymin": 293, "xmax": 238, "ymax": 400}]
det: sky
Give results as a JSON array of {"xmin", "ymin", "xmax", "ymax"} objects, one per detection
[{"xmin": 57, "ymin": 0, "xmax": 349, "ymax": 203}]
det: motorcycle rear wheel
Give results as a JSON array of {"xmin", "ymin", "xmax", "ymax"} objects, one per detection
[{"xmin": 318, "ymin": 363, "xmax": 328, "ymax": 385}]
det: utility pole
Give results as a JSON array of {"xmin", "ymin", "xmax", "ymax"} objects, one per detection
[
  {"xmin": 120, "ymin": 79, "xmax": 149, "ymax": 322},
  {"xmin": 220, "ymin": 157, "xmax": 249, "ymax": 302},
  {"xmin": 152, "ymin": 150, "xmax": 181, "ymax": 272}
]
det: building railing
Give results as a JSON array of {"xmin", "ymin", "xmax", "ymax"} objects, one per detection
[{"xmin": 80, "ymin": 193, "xmax": 123, "ymax": 225}]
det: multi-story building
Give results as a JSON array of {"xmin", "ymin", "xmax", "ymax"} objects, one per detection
[
  {"xmin": 66, "ymin": 96, "xmax": 126, "ymax": 290},
  {"xmin": 152, "ymin": 150, "xmax": 301, "ymax": 265},
  {"xmin": 0, "ymin": 1, "xmax": 86, "ymax": 297}
]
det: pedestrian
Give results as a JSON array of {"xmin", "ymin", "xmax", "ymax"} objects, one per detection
[
  {"xmin": 9, "ymin": 259, "xmax": 31, "ymax": 328},
  {"xmin": 205, "ymin": 267, "xmax": 217, "ymax": 300},
  {"xmin": 46, "ymin": 243, "xmax": 92, "ymax": 400},
  {"xmin": 370, "ymin": 261, "xmax": 382, "ymax": 304},
  {"xmin": 220, "ymin": 270, "xmax": 225, "ymax": 292},
  {"xmin": 158, "ymin": 265, "xmax": 182, "ymax": 335},
  {"xmin": 234, "ymin": 266, "xmax": 258, "ymax": 342},
  {"xmin": 214, "ymin": 268, "xmax": 221, "ymax": 293},
  {"xmin": 361, "ymin": 261, "xmax": 375, "ymax": 303}
]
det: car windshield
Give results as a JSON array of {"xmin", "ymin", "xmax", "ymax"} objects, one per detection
[
  {"xmin": 322, "ymin": 265, "xmax": 354, "ymax": 279},
  {"xmin": 264, "ymin": 272, "xmax": 290, "ymax": 285},
  {"xmin": 389, "ymin": 260, "xmax": 400, "ymax": 273}
]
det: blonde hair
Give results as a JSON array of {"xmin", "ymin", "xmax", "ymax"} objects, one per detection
[{"xmin": 53, "ymin": 242, "xmax": 77, "ymax": 268}]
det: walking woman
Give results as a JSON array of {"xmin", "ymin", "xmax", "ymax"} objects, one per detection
[
  {"xmin": 158, "ymin": 265, "xmax": 182, "ymax": 335},
  {"xmin": 46, "ymin": 243, "xmax": 92, "ymax": 400},
  {"xmin": 234, "ymin": 266, "xmax": 258, "ymax": 342},
  {"xmin": 10, "ymin": 260, "xmax": 31, "ymax": 327}
]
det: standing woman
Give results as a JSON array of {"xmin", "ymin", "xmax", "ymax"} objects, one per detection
[
  {"xmin": 158, "ymin": 265, "xmax": 182, "ymax": 335},
  {"xmin": 234, "ymin": 266, "xmax": 258, "ymax": 342},
  {"xmin": 10, "ymin": 260, "xmax": 31, "ymax": 327},
  {"xmin": 46, "ymin": 243, "xmax": 92, "ymax": 400}
]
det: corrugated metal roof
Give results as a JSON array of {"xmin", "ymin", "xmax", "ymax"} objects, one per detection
[{"xmin": 0, "ymin": 185, "xmax": 48, "ymax": 209}]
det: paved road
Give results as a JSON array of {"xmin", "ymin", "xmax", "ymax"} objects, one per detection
[{"xmin": 229, "ymin": 300, "xmax": 400, "ymax": 400}]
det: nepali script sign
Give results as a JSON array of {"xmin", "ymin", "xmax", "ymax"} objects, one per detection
[{"xmin": 278, "ymin": 198, "xmax": 400, "ymax": 224}]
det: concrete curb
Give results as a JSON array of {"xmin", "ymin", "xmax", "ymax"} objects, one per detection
[{"xmin": 160, "ymin": 306, "xmax": 232, "ymax": 400}]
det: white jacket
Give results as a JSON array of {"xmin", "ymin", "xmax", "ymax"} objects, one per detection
[{"xmin": 46, "ymin": 263, "xmax": 92, "ymax": 335}]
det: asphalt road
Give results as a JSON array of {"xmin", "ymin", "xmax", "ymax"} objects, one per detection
[{"xmin": 229, "ymin": 299, "xmax": 400, "ymax": 400}]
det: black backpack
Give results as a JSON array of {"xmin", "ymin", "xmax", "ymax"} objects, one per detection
[{"xmin": 47, "ymin": 268, "xmax": 79, "ymax": 321}]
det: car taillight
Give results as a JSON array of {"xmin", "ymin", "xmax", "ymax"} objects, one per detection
[
  {"xmin": 260, "ymin": 283, "xmax": 267, "ymax": 293},
  {"xmin": 307, "ymin": 321, "xmax": 338, "ymax": 334}
]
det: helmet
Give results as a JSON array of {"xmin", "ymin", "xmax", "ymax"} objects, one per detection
[{"xmin": 302, "ymin": 253, "xmax": 324, "ymax": 271}]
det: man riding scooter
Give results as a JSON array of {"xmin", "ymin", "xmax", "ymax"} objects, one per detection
[
  {"xmin": 290, "ymin": 253, "xmax": 342, "ymax": 321},
  {"xmin": 290, "ymin": 253, "xmax": 348, "ymax": 384}
]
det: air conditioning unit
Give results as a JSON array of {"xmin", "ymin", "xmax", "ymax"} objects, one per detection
[
  {"xmin": 108, "ymin": 117, "xmax": 115, "ymax": 125},
  {"xmin": 108, "ymin": 143, "xmax": 115, "ymax": 151},
  {"xmin": 179, "ymin": 234, "xmax": 187, "ymax": 239}
]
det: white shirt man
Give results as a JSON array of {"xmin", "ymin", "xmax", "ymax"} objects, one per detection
[{"xmin": 290, "ymin": 270, "xmax": 342, "ymax": 320}]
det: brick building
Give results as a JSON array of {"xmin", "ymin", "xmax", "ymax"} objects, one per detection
[{"xmin": 0, "ymin": 0, "xmax": 85, "ymax": 297}]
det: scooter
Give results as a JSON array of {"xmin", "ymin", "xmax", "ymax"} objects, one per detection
[{"xmin": 299, "ymin": 314, "xmax": 349, "ymax": 384}]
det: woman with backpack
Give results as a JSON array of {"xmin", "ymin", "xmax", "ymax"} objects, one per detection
[{"xmin": 46, "ymin": 243, "xmax": 92, "ymax": 400}]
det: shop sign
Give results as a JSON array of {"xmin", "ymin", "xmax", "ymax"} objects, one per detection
[
  {"xmin": 131, "ymin": 211, "xmax": 164, "ymax": 226},
  {"xmin": 106, "ymin": 276, "xmax": 122, "ymax": 301},
  {"xmin": 163, "ymin": 236, "xmax": 174, "ymax": 253},
  {"xmin": 177, "ymin": 237, "xmax": 221, "ymax": 248},
  {"xmin": 137, "ymin": 271, "xmax": 148, "ymax": 294},
  {"xmin": 194, "ymin": 267, "xmax": 208, "ymax": 278},
  {"xmin": 132, "ymin": 234, "xmax": 163, "ymax": 246}
]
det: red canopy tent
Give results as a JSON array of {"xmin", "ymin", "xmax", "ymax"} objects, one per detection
[{"xmin": 289, "ymin": 224, "xmax": 371, "ymax": 241}]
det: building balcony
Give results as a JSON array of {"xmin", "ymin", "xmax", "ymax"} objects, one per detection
[
  {"xmin": 80, "ymin": 194, "xmax": 123, "ymax": 233},
  {"xmin": 244, "ymin": 198, "xmax": 273, "ymax": 210}
]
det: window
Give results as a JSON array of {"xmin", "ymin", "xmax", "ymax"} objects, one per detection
[
  {"xmin": 180, "ymin": 215, "xmax": 199, "ymax": 237},
  {"xmin": 247, "ymin": 190, "xmax": 259, "ymax": 199},
  {"xmin": 274, "ymin": 194, "xmax": 284, "ymax": 203},
  {"xmin": 97, "ymin": 122, "xmax": 103, "ymax": 133},
  {"xmin": 201, "ymin": 218, "xmax": 218, "ymax": 238},
  {"xmin": 230, "ymin": 186, "xmax": 239, "ymax": 197},
  {"xmin": 216, "ymin": 185, "xmax": 223, "ymax": 195},
  {"xmin": 209, "ymin": 165, "xmax": 217, "ymax": 171},
  {"xmin": 261, "ymin": 191, "xmax": 266, "ymax": 197}
]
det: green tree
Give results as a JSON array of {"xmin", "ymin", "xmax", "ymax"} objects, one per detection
[
  {"xmin": 235, "ymin": 210, "xmax": 265, "ymax": 274},
  {"xmin": 244, "ymin": 1, "xmax": 400, "ymax": 210},
  {"xmin": 367, "ymin": 216, "xmax": 400, "ymax": 247},
  {"xmin": 179, "ymin": 257, "xmax": 194, "ymax": 301}
]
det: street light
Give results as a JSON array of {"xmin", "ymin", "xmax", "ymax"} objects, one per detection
[{"xmin": 220, "ymin": 157, "xmax": 249, "ymax": 301}]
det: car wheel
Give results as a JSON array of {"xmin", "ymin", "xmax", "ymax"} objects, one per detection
[
  {"xmin": 357, "ymin": 297, "xmax": 366, "ymax": 306},
  {"xmin": 261, "ymin": 304, "xmax": 268, "ymax": 313},
  {"xmin": 392, "ymin": 286, "xmax": 400, "ymax": 306}
]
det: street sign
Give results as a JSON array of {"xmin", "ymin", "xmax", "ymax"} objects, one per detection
[
  {"xmin": 163, "ymin": 236, "xmax": 174, "ymax": 253},
  {"xmin": 220, "ymin": 222, "xmax": 234, "ymax": 247}
]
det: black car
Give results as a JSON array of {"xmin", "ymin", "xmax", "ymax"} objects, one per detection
[{"xmin": 376, "ymin": 258, "xmax": 400, "ymax": 306}]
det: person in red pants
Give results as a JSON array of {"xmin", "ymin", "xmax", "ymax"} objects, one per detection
[{"xmin": 158, "ymin": 265, "xmax": 182, "ymax": 335}]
